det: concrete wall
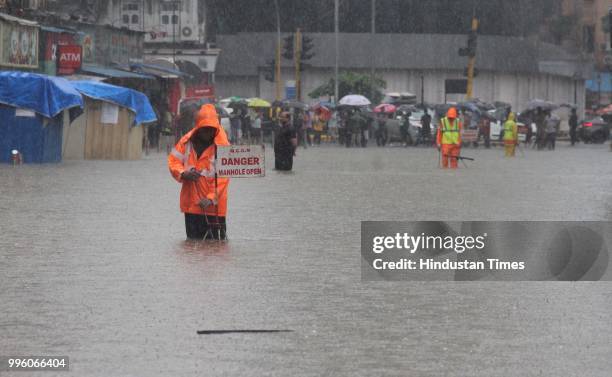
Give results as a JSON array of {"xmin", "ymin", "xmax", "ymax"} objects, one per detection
[
  {"xmin": 214, "ymin": 76, "xmax": 260, "ymax": 99},
  {"xmin": 216, "ymin": 68, "xmax": 585, "ymax": 115}
]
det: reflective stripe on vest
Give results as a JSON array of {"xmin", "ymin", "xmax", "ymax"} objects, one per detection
[
  {"xmin": 184, "ymin": 141, "xmax": 216, "ymax": 177},
  {"xmin": 441, "ymin": 118, "xmax": 460, "ymax": 145},
  {"xmin": 503, "ymin": 121, "xmax": 516, "ymax": 141}
]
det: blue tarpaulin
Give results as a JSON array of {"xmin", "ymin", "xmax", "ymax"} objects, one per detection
[
  {"xmin": 72, "ymin": 81, "xmax": 157, "ymax": 125},
  {"xmin": 0, "ymin": 71, "xmax": 84, "ymax": 118}
]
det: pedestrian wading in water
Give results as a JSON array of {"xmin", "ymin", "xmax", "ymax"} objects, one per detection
[
  {"xmin": 168, "ymin": 104, "xmax": 231, "ymax": 240},
  {"xmin": 274, "ymin": 111, "xmax": 298, "ymax": 171}
]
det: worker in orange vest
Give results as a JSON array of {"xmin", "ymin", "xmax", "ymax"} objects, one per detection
[
  {"xmin": 168, "ymin": 104, "xmax": 230, "ymax": 240},
  {"xmin": 436, "ymin": 107, "xmax": 463, "ymax": 169}
]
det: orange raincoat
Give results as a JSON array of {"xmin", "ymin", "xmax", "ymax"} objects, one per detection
[{"xmin": 168, "ymin": 104, "xmax": 230, "ymax": 216}]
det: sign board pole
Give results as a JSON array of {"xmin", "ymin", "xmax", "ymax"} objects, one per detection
[{"xmin": 214, "ymin": 144, "xmax": 219, "ymax": 221}]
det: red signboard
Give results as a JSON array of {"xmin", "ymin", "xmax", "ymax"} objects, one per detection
[
  {"xmin": 45, "ymin": 33, "xmax": 76, "ymax": 61},
  {"xmin": 185, "ymin": 85, "xmax": 215, "ymax": 99},
  {"xmin": 57, "ymin": 45, "xmax": 82, "ymax": 75}
]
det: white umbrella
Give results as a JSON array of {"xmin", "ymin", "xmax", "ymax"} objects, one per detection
[{"xmin": 339, "ymin": 94, "xmax": 371, "ymax": 106}]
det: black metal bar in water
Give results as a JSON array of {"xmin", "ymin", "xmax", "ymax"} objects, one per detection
[{"xmin": 197, "ymin": 330, "xmax": 293, "ymax": 335}]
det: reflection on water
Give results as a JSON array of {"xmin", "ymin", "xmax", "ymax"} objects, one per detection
[
  {"xmin": 178, "ymin": 240, "xmax": 232, "ymax": 255},
  {"xmin": 1, "ymin": 146, "xmax": 612, "ymax": 376}
]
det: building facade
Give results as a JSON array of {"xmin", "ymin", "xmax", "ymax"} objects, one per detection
[
  {"xmin": 215, "ymin": 33, "xmax": 589, "ymax": 116},
  {"xmin": 99, "ymin": 0, "xmax": 219, "ymax": 83},
  {"xmin": 562, "ymin": 0, "xmax": 611, "ymax": 70}
]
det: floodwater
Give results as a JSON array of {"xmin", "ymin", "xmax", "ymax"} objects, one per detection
[{"xmin": 1, "ymin": 143, "xmax": 612, "ymax": 376}]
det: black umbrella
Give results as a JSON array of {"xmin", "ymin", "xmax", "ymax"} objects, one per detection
[
  {"xmin": 524, "ymin": 99, "xmax": 558, "ymax": 112},
  {"xmin": 283, "ymin": 100, "xmax": 308, "ymax": 110},
  {"xmin": 434, "ymin": 103, "xmax": 453, "ymax": 118},
  {"xmin": 457, "ymin": 102, "xmax": 482, "ymax": 115},
  {"xmin": 470, "ymin": 98, "xmax": 495, "ymax": 111},
  {"xmin": 397, "ymin": 104, "xmax": 418, "ymax": 114}
]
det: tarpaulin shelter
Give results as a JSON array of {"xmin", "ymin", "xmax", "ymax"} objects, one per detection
[
  {"xmin": 0, "ymin": 72, "xmax": 83, "ymax": 163},
  {"xmin": 63, "ymin": 81, "xmax": 157, "ymax": 160}
]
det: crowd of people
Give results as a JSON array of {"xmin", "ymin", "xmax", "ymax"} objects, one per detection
[{"xmin": 156, "ymin": 98, "xmax": 587, "ymax": 164}]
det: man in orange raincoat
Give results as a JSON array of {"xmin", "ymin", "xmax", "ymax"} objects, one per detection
[
  {"xmin": 436, "ymin": 107, "xmax": 463, "ymax": 169},
  {"xmin": 168, "ymin": 104, "xmax": 230, "ymax": 240}
]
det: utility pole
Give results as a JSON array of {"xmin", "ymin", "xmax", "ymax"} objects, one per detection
[
  {"xmin": 274, "ymin": 0, "xmax": 282, "ymax": 101},
  {"xmin": 172, "ymin": 0, "xmax": 176, "ymax": 64},
  {"xmin": 295, "ymin": 28, "xmax": 302, "ymax": 101},
  {"xmin": 421, "ymin": 74, "xmax": 425, "ymax": 105},
  {"xmin": 465, "ymin": 17, "xmax": 479, "ymax": 99},
  {"xmin": 334, "ymin": 0, "xmax": 339, "ymax": 103},
  {"xmin": 370, "ymin": 0, "xmax": 376, "ymax": 100}
]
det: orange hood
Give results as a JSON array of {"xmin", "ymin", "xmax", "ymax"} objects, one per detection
[
  {"xmin": 446, "ymin": 107, "xmax": 458, "ymax": 119},
  {"xmin": 180, "ymin": 104, "xmax": 230, "ymax": 146}
]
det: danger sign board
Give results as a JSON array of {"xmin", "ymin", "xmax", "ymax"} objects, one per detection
[{"xmin": 216, "ymin": 145, "xmax": 265, "ymax": 178}]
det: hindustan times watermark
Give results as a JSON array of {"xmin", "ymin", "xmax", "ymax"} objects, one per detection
[{"xmin": 361, "ymin": 221, "xmax": 612, "ymax": 281}]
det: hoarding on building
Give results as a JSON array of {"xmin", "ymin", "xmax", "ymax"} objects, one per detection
[
  {"xmin": 185, "ymin": 85, "xmax": 215, "ymax": 98},
  {"xmin": 0, "ymin": 17, "xmax": 39, "ymax": 69}
]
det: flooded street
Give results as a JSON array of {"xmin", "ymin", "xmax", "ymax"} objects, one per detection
[{"xmin": 1, "ymin": 144, "xmax": 612, "ymax": 376}]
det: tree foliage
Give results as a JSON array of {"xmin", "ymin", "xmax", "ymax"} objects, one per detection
[{"xmin": 308, "ymin": 72, "xmax": 387, "ymax": 104}]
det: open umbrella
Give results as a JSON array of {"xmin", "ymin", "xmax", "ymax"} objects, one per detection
[
  {"xmin": 524, "ymin": 99, "xmax": 558, "ymax": 112},
  {"xmin": 283, "ymin": 100, "xmax": 308, "ymax": 110},
  {"xmin": 469, "ymin": 98, "xmax": 495, "ymax": 111},
  {"xmin": 457, "ymin": 101, "xmax": 482, "ymax": 115},
  {"xmin": 396, "ymin": 104, "xmax": 418, "ymax": 114},
  {"xmin": 313, "ymin": 105, "xmax": 332, "ymax": 121},
  {"xmin": 434, "ymin": 103, "xmax": 454, "ymax": 118},
  {"xmin": 314, "ymin": 100, "xmax": 336, "ymax": 110},
  {"xmin": 339, "ymin": 94, "xmax": 371, "ymax": 107},
  {"xmin": 596, "ymin": 104, "xmax": 612, "ymax": 115},
  {"xmin": 248, "ymin": 98, "xmax": 271, "ymax": 108},
  {"xmin": 374, "ymin": 104, "xmax": 397, "ymax": 114}
]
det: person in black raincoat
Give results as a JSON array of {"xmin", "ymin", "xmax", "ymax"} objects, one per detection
[{"xmin": 274, "ymin": 112, "xmax": 298, "ymax": 171}]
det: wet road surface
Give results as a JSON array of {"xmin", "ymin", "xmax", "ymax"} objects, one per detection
[{"xmin": 1, "ymin": 143, "xmax": 612, "ymax": 376}]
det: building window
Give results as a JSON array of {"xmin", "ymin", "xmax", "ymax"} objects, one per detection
[
  {"xmin": 172, "ymin": 15, "xmax": 179, "ymax": 24},
  {"xmin": 131, "ymin": 14, "xmax": 139, "ymax": 24},
  {"xmin": 123, "ymin": 15, "xmax": 130, "ymax": 24},
  {"xmin": 161, "ymin": 1, "xmax": 180, "ymax": 12},
  {"xmin": 123, "ymin": 3, "xmax": 139, "ymax": 11},
  {"xmin": 162, "ymin": 15, "xmax": 169, "ymax": 25}
]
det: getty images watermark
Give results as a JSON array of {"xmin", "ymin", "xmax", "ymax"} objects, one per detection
[{"xmin": 361, "ymin": 221, "xmax": 612, "ymax": 281}]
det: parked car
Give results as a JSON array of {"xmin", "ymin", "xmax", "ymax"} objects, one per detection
[
  {"xmin": 380, "ymin": 110, "xmax": 428, "ymax": 145},
  {"xmin": 579, "ymin": 116, "xmax": 610, "ymax": 144}
]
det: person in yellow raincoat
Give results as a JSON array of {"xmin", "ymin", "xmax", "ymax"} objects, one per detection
[
  {"xmin": 503, "ymin": 112, "xmax": 519, "ymax": 157},
  {"xmin": 168, "ymin": 104, "xmax": 230, "ymax": 240}
]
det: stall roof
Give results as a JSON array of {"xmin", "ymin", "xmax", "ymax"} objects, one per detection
[
  {"xmin": 72, "ymin": 81, "xmax": 157, "ymax": 125},
  {"xmin": 81, "ymin": 64, "xmax": 154, "ymax": 80},
  {"xmin": 40, "ymin": 26, "xmax": 77, "ymax": 34},
  {"xmin": 0, "ymin": 12, "xmax": 38, "ymax": 27},
  {"xmin": 130, "ymin": 63, "xmax": 188, "ymax": 79},
  {"xmin": 0, "ymin": 71, "xmax": 83, "ymax": 118}
]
